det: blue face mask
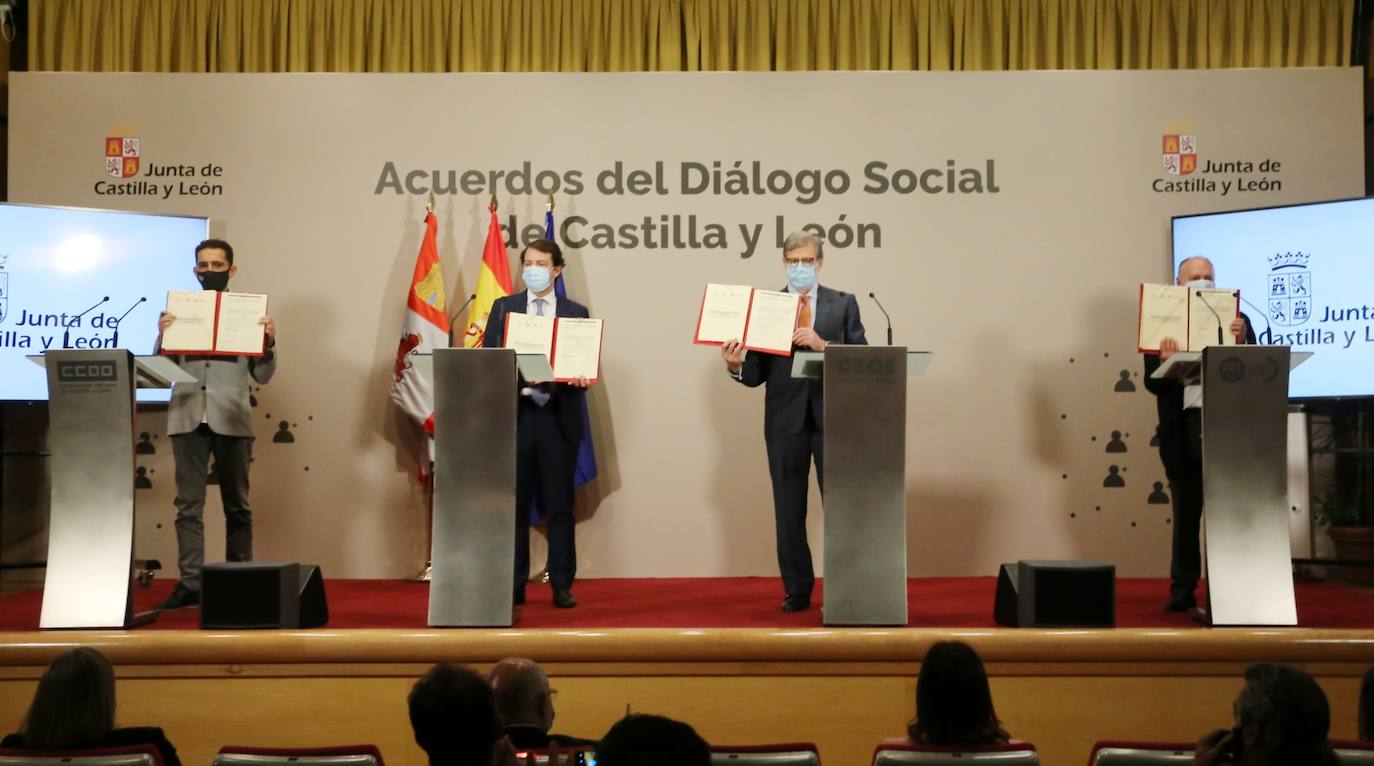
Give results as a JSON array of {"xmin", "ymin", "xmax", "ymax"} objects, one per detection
[
  {"xmin": 523, "ymin": 265, "xmax": 552, "ymax": 293},
  {"xmin": 1185, "ymin": 278, "xmax": 1216, "ymax": 290},
  {"xmin": 787, "ymin": 262, "xmax": 816, "ymax": 292}
]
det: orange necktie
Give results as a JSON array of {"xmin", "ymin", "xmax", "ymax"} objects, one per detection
[{"xmin": 797, "ymin": 295, "xmax": 811, "ymax": 329}]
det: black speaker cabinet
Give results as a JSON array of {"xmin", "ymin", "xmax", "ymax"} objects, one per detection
[
  {"xmin": 200, "ymin": 562, "xmax": 329, "ymax": 629},
  {"xmin": 994, "ymin": 560, "xmax": 1115, "ymax": 628}
]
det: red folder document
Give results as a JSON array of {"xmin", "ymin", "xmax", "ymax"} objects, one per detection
[{"xmin": 159, "ymin": 290, "xmax": 268, "ymax": 357}]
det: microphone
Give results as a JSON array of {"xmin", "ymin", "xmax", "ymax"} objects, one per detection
[
  {"xmin": 1195, "ymin": 290, "xmax": 1225, "ymax": 345},
  {"xmin": 63, "ymin": 296, "xmax": 110, "ymax": 349},
  {"xmin": 110, "ymin": 297, "xmax": 147, "ymax": 349},
  {"xmin": 1239, "ymin": 295, "xmax": 1269, "ymax": 343},
  {"xmin": 869, "ymin": 292, "xmax": 893, "ymax": 346},
  {"xmin": 448, "ymin": 293, "xmax": 478, "ymax": 347}
]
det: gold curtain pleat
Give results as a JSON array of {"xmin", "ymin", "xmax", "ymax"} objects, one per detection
[{"xmin": 31, "ymin": 0, "xmax": 1356, "ymax": 73}]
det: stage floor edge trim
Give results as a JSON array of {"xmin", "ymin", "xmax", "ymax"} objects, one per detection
[{"xmin": 2, "ymin": 627, "xmax": 1374, "ymax": 667}]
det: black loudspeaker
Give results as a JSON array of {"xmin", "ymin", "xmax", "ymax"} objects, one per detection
[
  {"xmin": 200, "ymin": 562, "xmax": 329, "ymax": 629},
  {"xmin": 994, "ymin": 560, "xmax": 1115, "ymax": 628}
]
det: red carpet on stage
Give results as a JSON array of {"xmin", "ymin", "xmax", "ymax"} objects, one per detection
[{"xmin": 2, "ymin": 577, "xmax": 1372, "ymax": 630}]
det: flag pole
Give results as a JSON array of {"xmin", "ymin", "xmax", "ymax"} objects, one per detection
[{"xmin": 414, "ymin": 193, "xmax": 438, "ymax": 584}]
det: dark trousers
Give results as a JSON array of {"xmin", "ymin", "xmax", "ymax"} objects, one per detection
[
  {"xmin": 171, "ymin": 424, "xmax": 254, "ymax": 590},
  {"xmin": 1169, "ymin": 409, "xmax": 1205, "ymax": 597},
  {"xmin": 515, "ymin": 402, "xmax": 578, "ymax": 595},
  {"xmin": 766, "ymin": 430, "xmax": 825, "ymax": 599}
]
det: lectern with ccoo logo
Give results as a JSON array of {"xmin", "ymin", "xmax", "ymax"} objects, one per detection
[{"xmin": 29, "ymin": 349, "xmax": 195, "ymax": 628}]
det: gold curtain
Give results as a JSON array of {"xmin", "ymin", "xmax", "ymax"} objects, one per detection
[{"xmin": 31, "ymin": 0, "xmax": 1356, "ymax": 72}]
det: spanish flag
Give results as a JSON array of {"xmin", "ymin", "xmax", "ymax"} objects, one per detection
[{"xmin": 463, "ymin": 201, "xmax": 513, "ymax": 347}]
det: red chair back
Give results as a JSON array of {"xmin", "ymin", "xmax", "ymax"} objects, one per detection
[
  {"xmin": 872, "ymin": 738, "xmax": 1038, "ymax": 765},
  {"xmin": 213, "ymin": 745, "xmax": 383, "ymax": 766},
  {"xmin": 1086, "ymin": 741, "xmax": 1197, "ymax": 765},
  {"xmin": 711, "ymin": 742, "xmax": 821, "ymax": 765},
  {"xmin": 0, "ymin": 745, "xmax": 164, "ymax": 766}
]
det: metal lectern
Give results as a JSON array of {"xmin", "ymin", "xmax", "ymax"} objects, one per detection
[
  {"xmin": 415, "ymin": 348, "xmax": 521, "ymax": 627},
  {"xmin": 793, "ymin": 346, "xmax": 932, "ymax": 626},
  {"xmin": 31, "ymin": 349, "xmax": 194, "ymax": 629},
  {"xmin": 1151, "ymin": 345, "xmax": 1310, "ymax": 626}
]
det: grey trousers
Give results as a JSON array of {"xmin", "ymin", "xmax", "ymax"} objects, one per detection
[{"xmin": 171, "ymin": 424, "xmax": 254, "ymax": 590}]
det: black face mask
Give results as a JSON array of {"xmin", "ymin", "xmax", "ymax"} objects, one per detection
[{"xmin": 197, "ymin": 270, "xmax": 230, "ymax": 291}]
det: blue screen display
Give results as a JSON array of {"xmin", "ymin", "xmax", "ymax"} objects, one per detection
[
  {"xmin": 0, "ymin": 203, "xmax": 207, "ymax": 402},
  {"xmin": 1172, "ymin": 197, "xmax": 1374, "ymax": 399}
]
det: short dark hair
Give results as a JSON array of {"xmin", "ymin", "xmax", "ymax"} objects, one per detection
[
  {"xmin": 1237, "ymin": 663, "xmax": 1338, "ymax": 766},
  {"xmin": 407, "ymin": 663, "xmax": 501, "ymax": 766},
  {"xmin": 597, "ymin": 714, "xmax": 709, "ymax": 766},
  {"xmin": 521, "ymin": 238, "xmax": 564, "ymax": 268},
  {"xmin": 22, "ymin": 647, "xmax": 117, "ymax": 749},
  {"xmin": 196, "ymin": 239, "xmax": 235, "ymax": 265},
  {"xmin": 909, "ymin": 641, "xmax": 1010, "ymax": 747}
]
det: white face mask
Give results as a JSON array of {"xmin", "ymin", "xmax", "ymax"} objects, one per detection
[{"xmin": 1184, "ymin": 278, "xmax": 1216, "ymax": 290}]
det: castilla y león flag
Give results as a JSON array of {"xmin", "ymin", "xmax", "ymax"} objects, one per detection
[{"xmin": 391, "ymin": 211, "xmax": 448, "ymax": 437}]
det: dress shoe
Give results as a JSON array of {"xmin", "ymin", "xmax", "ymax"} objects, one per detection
[
  {"xmin": 781, "ymin": 595, "xmax": 811, "ymax": 613},
  {"xmin": 155, "ymin": 584, "xmax": 200, "ymax": 610},
  {"xmin": 552, "ymin": 589, "xmax": 577, "ymax": 609},
  {"xmin": 1163, "ymin": 593, "xmax": 1197, "ymax": 612}
]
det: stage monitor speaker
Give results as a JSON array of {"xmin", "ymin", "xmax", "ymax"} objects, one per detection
[
  {"xmin": 993, "ymin": 560, "xmax": 1115, "ymax": 628},
  {"xmin": 200, "ymin": 562, "xmax": 329, "ymax": 629}
]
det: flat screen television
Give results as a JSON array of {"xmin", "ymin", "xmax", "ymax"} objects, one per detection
[
  {"xmin": 0, "ymin": 202, "xmax": 208, "ymax": 402},
  {"xmin": 1171, "ymin": 196, "xmax": 1374, "ymax": 400}
]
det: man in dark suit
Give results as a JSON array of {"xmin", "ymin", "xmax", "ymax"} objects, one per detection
[
  {"xmin": 482, "ymin": 238, "xmax": 592, "ymax": 609},
  {"xmin": 488, "ymin": 658, "xmax": 596, "ymax": 750},
  {"xmin": 1143, "ymin": 255, "xmax": 1255, "ymax": 612},
  {"xmin": 720, "ymin": 231, "xmax": 867, "ymax": 612}
]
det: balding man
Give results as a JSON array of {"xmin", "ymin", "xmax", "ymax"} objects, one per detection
[
  {"xmin": 487, "ymin": 658, "xmax": 595, "ymax": 750},
  {"xmin": 1142, "ymin": 256, "xmax": 1255, "ymax": 612}
]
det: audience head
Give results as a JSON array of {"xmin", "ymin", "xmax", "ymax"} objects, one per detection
[
  {"xmin": 1361, "ymin": 666, "xmax": 1374, "ymax": 742},
  {"xmin": 596, "ymin": 714, "xmax": 709, "ymax": 766},
  {"xmin": 908, "ymin": 640, "xmax": 1009, "ymax": 747},
  {"xmin": 408, "ymin": 663, "xmax": 503, "ymax": 766},
  {"xmin": 22, "ymin": 646, "xmax": 117, "ymax": 749},
  {"xmin": 1231, "ymin": 663, "xmax": 1337, "ymax": 765},
  {"xmin": 488, "ymin": 658, "xmax": 555, "ymax": 732}
]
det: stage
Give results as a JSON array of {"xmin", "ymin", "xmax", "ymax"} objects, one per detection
[{"xmin": 2, "ymin": 577, "xmax": 1373, "ymax": 766}]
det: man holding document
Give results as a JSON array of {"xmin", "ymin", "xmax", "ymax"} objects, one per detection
[
  {"xmin": 154, "ymin": 239, "xmax": 277, "ymax": 610},
  {"xmin": 1140, "ymin": 255, "xmax": 1253, "ymax": 613},
  {"xmin": 718, "ymin": 231, "xmax": 867, "ymax": 612},
  {"xmin": 482, "ymin": 238, "xmax": 596, "ymax": 609}
]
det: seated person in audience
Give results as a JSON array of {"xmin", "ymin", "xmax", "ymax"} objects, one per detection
[
  {"xmin": 409, "ymin": 662, "xmax": 517, "ymax": 766},
  {"xmin": 488, "ymin": 658, "xmax": 595, "ymax": 750},
  {"xmin": 596, "ymin": 714, "xmax": 709, "ymax": 766},
  {"xmin": 1360, "ymin": 665, "xmax": 1374, "ymax": 742},
  {"xmin": 1194, "ymin": 663, "xmax": 1340, "ymax": 766},
  {"xmin": 907, "ymin": 640, "xmax": 1010, "ymax": 747},
  {"xmin": 1, "ymin": 647, "xmax": 181, "ymax": 766}
]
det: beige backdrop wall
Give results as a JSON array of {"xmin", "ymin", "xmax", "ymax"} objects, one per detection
[{"xmin": 5, "ymin": 69, "xmax": 1366, "ymax": 580}]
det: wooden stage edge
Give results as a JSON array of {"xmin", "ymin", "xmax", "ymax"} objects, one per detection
[
  {"xmin": 3, "ymin": 626, "xmax": 1374, "ymax": 668},
  {"xmin": 3, "ymin": 628, "xmax": 1374, "ymax": 766}
]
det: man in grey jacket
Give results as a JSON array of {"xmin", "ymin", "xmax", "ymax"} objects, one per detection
[{"xmin": 154, "ymin": 239, "xmax": 278, "ymax": 610}]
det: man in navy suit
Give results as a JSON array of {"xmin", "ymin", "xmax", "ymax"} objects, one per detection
[
  {"xmin": 483, "ymin": 238, "xmax": 592, "ymax": 609},
  {"xmin": 1142, "ymin": 255, "xmax": 1255, "ymax": 613},
  {"xmin": 720, "ymin": 231, "xmax": 868, "ymax": 612}
]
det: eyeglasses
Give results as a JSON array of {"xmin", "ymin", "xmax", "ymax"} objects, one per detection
[{"xmin": 784, "ymin": 257, "xmax": 819, "ymax": 266}]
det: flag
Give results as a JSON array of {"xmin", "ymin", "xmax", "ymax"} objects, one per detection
[
  {"xmin": 390, "ymin": 211, "xmax": 448, "ymax": 447},
  {"xmin": 548, "ymin": 205, "xmax": 599, "ymax": 489},
  {"xmin": 463, "ymin": 201, "xmax": 513, "ymax": 347}
]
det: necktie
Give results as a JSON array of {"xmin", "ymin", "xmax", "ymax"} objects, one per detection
[
  {"xmin": 797, "ymin": 295, "xmax": 811, "ymax": 329},
  {"xmin": 534, "ymin": 298, "xmax": 547, "ymax": 317}
]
